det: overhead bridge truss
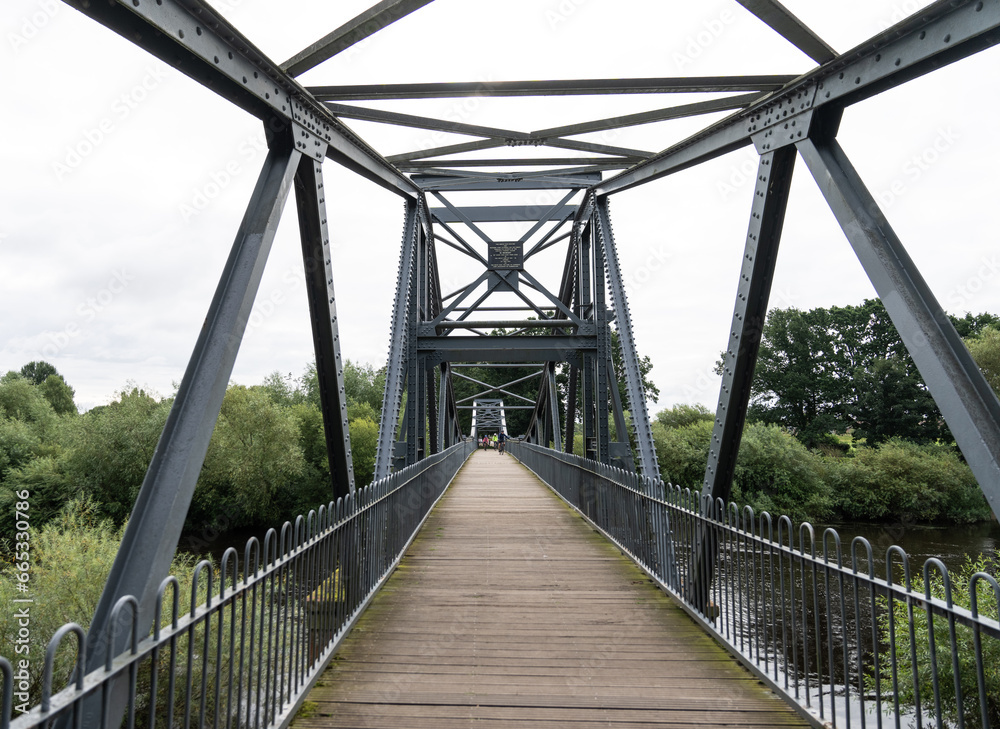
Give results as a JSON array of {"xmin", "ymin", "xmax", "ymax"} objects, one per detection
[{"xmin": 30, "ymin": 0, "xmax": 1000, "ymax": 721}]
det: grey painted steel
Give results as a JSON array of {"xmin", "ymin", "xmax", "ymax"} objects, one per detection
[
  {"xmin": 734, "ymin": 0, "xmax": 836, "ymax": 63},
  {"xmin": 294, "ymin": 158, "xmax": 355, "ymax": 497},
  {"xmin": 532, "ymin": 92, "xmax": 762, "ymax": 139},
  {"xmin": 547, "ymin": 365, "xmax": 563, "ymax": 452},
  {"xmin": 63, "ymin": 0, "xmax": 418, "ymax": 198},
  {"xmin": 690, "ymin": 146, "xmax": 796, "ymax": 613},
  {"xmin": 308, "ymin": 75, "xmax": 799, "ymax": 100},
  {"xmin": 418, "ymin": 335, "xmax": 596, "ymax": 362},
  {"xmin": 564, "ymin": 365, "xmax": 578, "ymax": 454},
  {"xmin": 78, "ymin": 144, "xmax": 301, "ymax": 726},
  {"xmin": 282, "ymin": 0, "xmax": 435, "ymax": 76},
  {"xmin": 594, "ymin": 198, "xmax": 659, "ymax": 478},
  {"xmin": 595, "ymin": 0, "xmax": 1000, "ymax": 196},
  {"xmin": 388, "ymin": 138, "xmax": 506, "ymax": 163},
  {"xmin": 430, "ymin": 205, "xmax": 577, "ymax": 223},
  {"xmin": 374, "ymin": 201, "xmax": 418, "ymax": 480},
  {"xmin": 593, "ymin": 216, "xmax": 611, "ymax": 465},
  {"xmin": 415, "ymin": 172, "xmax": 604, "ymax": 192},
  {"xmin": 15, "ymin": 442, "xmax": 474, "ymax": 729},
  {"xmin": 703, "ymin": 147, "xmax": 796, "ymax": 501},
  {"xmin": 403, "ymin": 158, "xmax": 637, "ymax": 170},
  {"xmin": 798, "ymin": 134, "xmax": 1000, "ymax": 519}
]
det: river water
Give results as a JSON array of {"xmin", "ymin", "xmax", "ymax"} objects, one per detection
[{"xmin": 819, "ymin": 519, "xmax": 1000, "ymax": 576}]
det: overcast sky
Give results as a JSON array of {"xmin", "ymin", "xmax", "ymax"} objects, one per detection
[{"xmin": 3, "ymin": 0, "xmax": 999, "ymax": 415}]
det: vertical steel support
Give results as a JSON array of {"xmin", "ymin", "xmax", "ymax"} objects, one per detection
[
  {"xmin": 547, "ymin": 364, "xmax": 563, "ymax": 451},
  {"xmin": 374, "ymin": 200, "xmax": 418, "ymax": 479},
  {"xmin": 580, "ymin": 224, "xmax": 596, "ymax": 460},
  {"xmin": 294, "ymin": 157, "xmax": 355, "ymax": 497},
  {"xmin": 703, "ymin": 147, "xmax": 796, "ymax": 501},
  {"xmin": 81, "ymin": 142, "xmax": 301, "ymax": 723},
  {"xmin": 595, "ymin": 197, "xmax": 659, "ymax": 478},
  {"xmin": 405, "ymin": 248, "xmax": 421, "ymax": 465},
  {"xmin": 690, "ymin": 146, "xmax": 796, "ymax": 612},
  {"xmin": 564, "ymin": 364, "xmax": 578, "ymax": 453},
  {"xmin": 438, "ymin": 364, "xmax": 448, "ymax": 448},
  {"xmin": 593, "ymin": 209, "xmax": 611, "ymax": 465},
  {"xmin": 798, "ymin": 134, "xmax": 1000, "ymax": 518},
  {"xmin": 426, "ymin": 362, "xmax": 438, "ymax": 454}
]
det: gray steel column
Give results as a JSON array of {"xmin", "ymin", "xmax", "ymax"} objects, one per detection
[
  {"xmin": 702, "ymin": 147, "xmax": 796, "ymax": 501},
  {"xmin": 798, "ymin": 134, "xmax": 1000, "ymax": 518},
  {"xmin": 689, "ymin": 146, "xmax": 796, "ymax": 613},
  {"xmin": 579, "ymin": 224, "xmax": 596, "ymax": 460},
  {"xmin": 438, "ymin": 363, "xmax": 448, "ymax": 448},
  {"xmin": 547, "ymin": 364, "xmax": 563, "ymax": 451},
  {"xmin": 405, "ymin": 250, "xmax": 421, "ymax": 465},
  {"xmin": 374, "ymin": 200, "xmax": 418, "ymax": 479},
  {"xmin": 81, "ymin": 142, "xmax": 301, "ymax": 722},
  {"xmin": 426, "ymin": 361, "xmax": 438, "ymax": 454},
  {"xmin": 565, "ymin": 364, "xmax": 578, "ymax": 454},
  {"xmin": 595, "ymin": 197, "xmax": 659, "ymax": 477},
  {"xmin": 294, "ymin": 157, "xmax": 355, "ymax": 498},
  {"xmin": 593, "ymin": 212, "xmax": 611, "ymax": 465}
]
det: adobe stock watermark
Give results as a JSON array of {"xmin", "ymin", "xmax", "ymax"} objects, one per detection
[
  {"xmin": 544, "ymin": 0, "xmax": 592, "ymax": 29},
  {"xmin": 51, "ymin": 64, "xmax": 171, "ymax": 182},
  {"xmin": 7, "ymin": 0, "xmax": 60, "ymax": 54},
  {"xmin": 672, "ymin": 9, "xmax": 736, "ymax": 71},
  {"xmin": 178, "ymin": 131, "xmax": 269, "ymax": 221},
  {"xmin": 40, "ymin": 269, "xmax": 134, "ymax": 357},
  {"xmin": 946, "ymin": 255, "xmax": 999, "ymax": 310},
  {"xmin": 716, "ymin": 148, "xmax": 760, "ymax": 202},
  {"xmin": 680, "ymin": 286, "xmax": 798, "ymax": 402},
  {"xmin": 875, "ymin": 127, "xmax": 961, "ymax": 209}
]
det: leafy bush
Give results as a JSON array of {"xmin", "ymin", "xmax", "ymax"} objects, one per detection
[
  {"xmin": 731, "ymin": 422, "xmax": 831, "ymax": 522},
  {"xmin": 874, "ymin": 553, "xmax": 1000, "ymax": 728},
  {"xmin": 652, "ymin": 419, "xmax": 712, "ymax": 490},
  {"xmin": 655, "ymin": 403, "xmax": 713, "ymax": 429},
  {"xmin": 0, "ymin": 499, "xmax": 212, "ymax": 712},
  {"xmin": 827, "ymin": 439, "xmax": 989, "ymax": 523}
]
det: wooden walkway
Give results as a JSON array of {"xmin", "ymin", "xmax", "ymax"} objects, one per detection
[{"xmin": 293, "ymin": 449, "xmax": 807, "ymax": 729}]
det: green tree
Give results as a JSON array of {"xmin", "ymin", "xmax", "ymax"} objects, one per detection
[
  {"xmin": 655, "ymin": 403, "xmax": 713, "ymax": 429},
  {"xmin": 0, "ymin": 372, "xmax": 57, "ymax": 427},
  {"xmin": 195, "ymin": 385, "xmax": 305, "ymax": 526},
  {"xmin": 57, "ymin": 387, "xmax": 171, "ymax": 524},
  {"xmin": 966, "ymin": 325, "xmax": 1000, "ymax": 397},
  {"xmin": 19, "ymin": 360, "xmax": 59, "ymax": 386},
  {"xmin": 39, "ymin": 374, "xmax": 76, "ymax": 415},
  {"xmin": 751, "ymin": 300, "xmax": 950, "ymax": 446},
  {"xmin": 731, "ymin": 422, "xmax": 830, "ymax": 522}
]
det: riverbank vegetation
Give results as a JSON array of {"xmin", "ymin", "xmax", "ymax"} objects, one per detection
[{"xmin": 653, "ymin": 301, "xmax": 1000, "ymax": 524}]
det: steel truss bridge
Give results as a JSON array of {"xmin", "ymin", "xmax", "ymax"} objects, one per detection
[{"xmin": 4, "ymin": 1, "xmax": 1000, "ymax": 727}]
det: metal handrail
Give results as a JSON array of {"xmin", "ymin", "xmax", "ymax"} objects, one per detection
[
  {"xmin": 1, "ymin": 440, "xmax": 475, "ymax": 729},
  {"xmin": 508, "ymin": 441, "xmax": 1000, "ymax": 729}
]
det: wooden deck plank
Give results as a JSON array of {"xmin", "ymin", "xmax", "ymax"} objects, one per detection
[{"xmin": 292, "ymin": 450, "xmax": 808, "ymax": 728}]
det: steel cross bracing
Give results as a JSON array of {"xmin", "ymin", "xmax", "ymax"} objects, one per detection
[{"xmin": 33, "ymin": 0, "xmax": 1000, "ymax": 722}]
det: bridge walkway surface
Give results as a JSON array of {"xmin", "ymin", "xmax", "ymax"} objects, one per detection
[{"xmin": 292, "ymin": 449, "xmax": 807, "ymax": 728}]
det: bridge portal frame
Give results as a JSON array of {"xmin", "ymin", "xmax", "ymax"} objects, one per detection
[{"xmin": 25, "ymin": 0, "xmax": 1000, "ymax": 725}]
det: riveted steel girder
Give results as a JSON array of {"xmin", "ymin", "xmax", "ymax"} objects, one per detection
[
  {"xmin": 593, "ymin": 0, "xmax": 1000, "ymax": 197},
  {"xmin": 64, "ymin": 0, "xmax": 418, "ymax": 198}
]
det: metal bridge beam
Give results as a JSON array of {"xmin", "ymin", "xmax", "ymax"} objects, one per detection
[
  {"xmin": 594, "ymin": 198, "xmax": 659, "ymax": 478},
  {"xmin": 702, "ymin": 146, "xmax": 797, "ymax": 503},
  {"xmin": 593, "ymin": 0, "xmax": 1000, "ymax": 197},
  {"xmin": 62, "ymin": 0, "xmax": 418, "ymax": 199},
  {"xmin": 80, "ymin": 142, "xmax": 300, "ymax": 723},
  {"xmin": 798, "ymin": 132, "xmax": 1000, "ymax": 519},
  {"xmin": 294, "ymin": 158, "xmax": 355, "ymax": 497},
  {"xmin": 374, "ymin": 201, "xmax": 418, "ymax": 480}
]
